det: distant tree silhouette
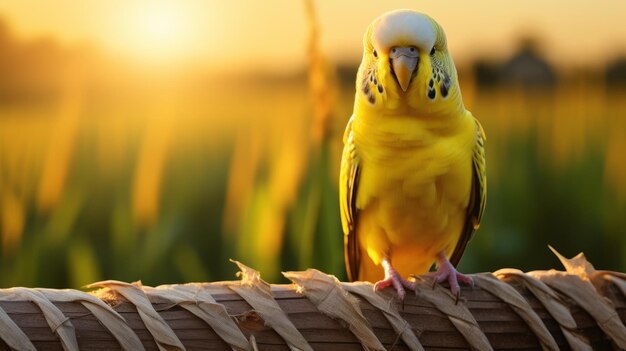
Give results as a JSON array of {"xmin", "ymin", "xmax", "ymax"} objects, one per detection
[
  {"xmin": 472, "ymin": 60, "xmax": 500, "ymax": 88},
  {"xmin": 336, "ymin": 64, "xmax": 358, "ymax": 89},
  {"xmin": 0, "ymin": 17, "xmax": 16, "ymax": 99},
  {"xmin": 0, "ymin": 17, "xmax": 72, "ymax": 104},
  {"xmin": 606, "ymin": 57, "xmax": 626, "ymax": 88}
]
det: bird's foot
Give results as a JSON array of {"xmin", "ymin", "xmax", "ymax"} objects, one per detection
[
  {"xmin": 428, "ymin": 251, "xmax": 473, "ymax": 298},
  {"xmin": 373, "ymin": 258, "xmax": 415, "ymax": 300}
]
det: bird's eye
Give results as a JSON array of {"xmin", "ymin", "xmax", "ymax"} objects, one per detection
[
  {"xmin": 430, "ymin": 47, "xmax": 436, "ymax": 56},
  {"xmin": 410, "ymin": 47, "xmax": 415, "ymax": 53},
  {"xmin": 373, "ymin": 50, "xmax": 378, "ymax": 58}
]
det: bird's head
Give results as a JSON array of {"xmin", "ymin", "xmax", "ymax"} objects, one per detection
[{"xmin": 356, "ymin": 10, "xmax": 463, "ymax": 115}]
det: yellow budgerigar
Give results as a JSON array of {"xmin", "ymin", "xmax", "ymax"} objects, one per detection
[{"xmin": 340, "ymin": 10, "xmax": 486, "ymax": 299}]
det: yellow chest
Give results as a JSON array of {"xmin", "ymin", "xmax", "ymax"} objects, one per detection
[
  {"xmin": 353, "ymin": 113, "xmax": 474, "ymax": 197},
  {"xmin": 352, "ymin": 112, "xmax": 475, "ymax": 242}
]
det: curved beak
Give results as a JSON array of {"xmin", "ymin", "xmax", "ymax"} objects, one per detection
[{"xmin": 390, "ymin": 46, "xmax": 419, "ymax": 92}]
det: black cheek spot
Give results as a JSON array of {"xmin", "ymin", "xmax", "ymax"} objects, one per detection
[
  {"xmin": 428, "ymin": 88, "xmax": 436, "ymax": 99},
  {"xmin": 368, "ymin": 95, "xmax": 376, "ymax": 104},
  {"xmin": 377, "ymin": 84, "xmax": 383, "ymax": 93},
  {"xmin": 363, "ymin": 84, "xmax": 370, "ymax": 95},
  {"xmin": 440, "ymin": 84, "xmax": 449, "ymax": 98},
  {"xmin": 370, "ymin": 75, "xmax": 374, "ymax": 82},
  {"xmin": 373, "ymin": 78, "xmax": 377, "ymax": 85},
  {"xmin": 429, "ymin": 79, "xmax": 434, "ymax": 88}
]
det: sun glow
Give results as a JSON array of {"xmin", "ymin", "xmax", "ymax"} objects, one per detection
[
  {"xmin": 143, "ymin": 7, "xmax": 184, "ymax": 42},
  {"xmin": 117, "ymin": 2, "xmax": 205, "ymax": 64}
]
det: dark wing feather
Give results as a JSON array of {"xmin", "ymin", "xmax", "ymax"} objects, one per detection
[
  {"xmin": 339, "ymin": 116, "xmax": 361, "ymax": 281},
  {"xmin": 450, "ymin": 118, "xmax": 487, "ymax": 267}
]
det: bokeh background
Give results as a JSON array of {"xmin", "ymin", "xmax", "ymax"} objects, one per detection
[{"xmin": 1, "ymin": 1, "xmax": 626, "ymax": 288}]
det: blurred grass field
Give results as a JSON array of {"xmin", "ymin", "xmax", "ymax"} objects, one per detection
[{"xmin": 1, "ymin": 3, "xmax": 626, "ymax": 288}]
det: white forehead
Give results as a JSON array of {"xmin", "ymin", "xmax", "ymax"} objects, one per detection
[{"xmin": 371, "ymin": 10, "xmax": 435, "ymax": 51}]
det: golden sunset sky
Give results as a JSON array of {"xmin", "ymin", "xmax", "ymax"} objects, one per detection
[{"xmin": 1, "ymin": 0, "xmax": 626, "ymax": 71}]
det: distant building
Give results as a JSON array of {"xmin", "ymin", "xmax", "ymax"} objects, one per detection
[
  {"xmin": 500, "ymin": 38, "xmax": 557, "ymax": 89},
  {"xmin": 472, "ymin": 37, "xmax": 557, "ymax": 89}
]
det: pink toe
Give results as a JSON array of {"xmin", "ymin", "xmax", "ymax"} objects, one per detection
[
  {"xmin": 396, "ymin": 289, "xmax": 406, "ymax": 300},
  {"xmin": 457, "ymin": 273, "xmax": 473, "ymax": 285},
  {"xmin": 435, "ymin": 273, "xmax": 448, "ymax": 283},
  {"xmin": 402, "ymin": 279, "xmax": 416, "ymax": 290},
  {"xmin": 391, "ymin": 279, "xmax": 406, "ymax": 299},
  {"xmin": 448, "ymin": 275, "xmax": 460, "ymax": 296},
  {"xmin": 374, "ymin": 279, "xmax": 392, "ymax": 291}
]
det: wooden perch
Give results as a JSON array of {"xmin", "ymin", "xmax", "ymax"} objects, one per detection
[{"xmin": 0, "ymin": 252, "xmax": 625, "ymax": 350}]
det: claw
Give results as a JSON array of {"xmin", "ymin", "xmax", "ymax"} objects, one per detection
[
  {"xmin": 373, "ymin": 258, "xmax": 415, "ymax": 300},
  {"xmin": 431, "ymin": 251, "xmax": 473, "ymax": 297}
]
